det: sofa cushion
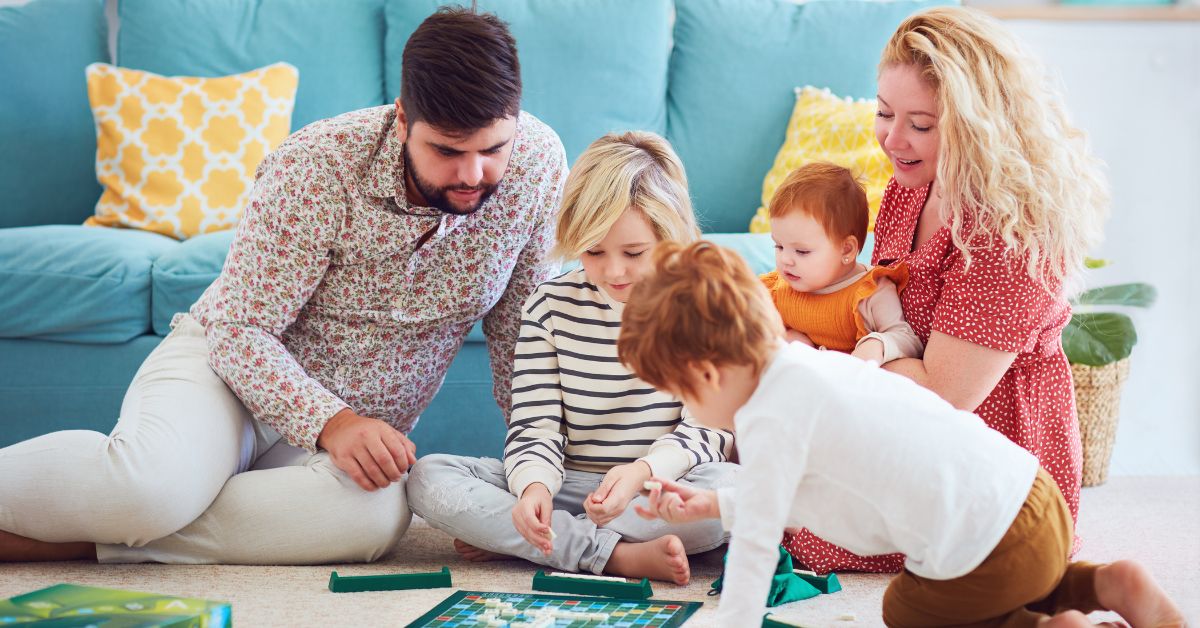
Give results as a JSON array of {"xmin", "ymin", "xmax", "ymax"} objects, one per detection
[
  {"xmin": 749, "ymin": 86, "xmax": 894, "ymax": 235},
  {"xmin": 117, "ymin": 0, "xmax": 387, "ymax": 131},
  {"xmin": 385, "ymin": 0, "xmax": 673, "ymax": 163},
  {"xmin": 0, "ymin": 0, "xmax": 107, "ymax": 228},
  {"xmin": 667, "ymin": 0, "xmax": 951, "ymax": 233},
  {"xmin": 705, "ymin": 232, "xmax": 776, "ymax": 275},
  {"xmin": 0, "ymin": 335, "xmax": 162, "ymax": 448},
  {"xmin": 0, "ymin": 226, "xmax": 176, "ymax": 342},
  {"xmin": 151, "ymin": 230, "xmax": 235, "ymax": 336},
  {"xmin": 85, "ymin": 63, "xmax": 299, "ymax": 241},
  {"xmin": 410, "ymin": 342, "xmax": 507, "ymax": 458}
]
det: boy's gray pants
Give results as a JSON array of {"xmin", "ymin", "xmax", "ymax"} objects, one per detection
[{"xmin": 407, "ymin": 454, "xmax": 738, "ymax": 574}]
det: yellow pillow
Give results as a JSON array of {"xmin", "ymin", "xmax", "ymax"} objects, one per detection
[
  {"xmin": 85, "ymin": 62, "xmax": 299, "ymax": 240},
  {"xmin": 749, "ymin": 86, "xmax": 893, "ymax": 234}
]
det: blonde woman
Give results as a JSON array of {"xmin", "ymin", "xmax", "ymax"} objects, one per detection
[
  {"xmin": 407, "ymin": 132, "xmax": 736, "ymax": 585},
  {"xmin": 784, "ymin": 6, "xmax": 1110, "ymax": 575}
]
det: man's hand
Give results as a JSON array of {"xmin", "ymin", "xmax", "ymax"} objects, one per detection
[
  {"xmin": 584, "ymin": 461, "xmax": 653, "ymax": 527},
  {"xmin": 317, "ymin": 408, "xmax": 417, "ymax": 491},
  {"xmin": 785, "ymin": 329, "xmax": 815, "ymax": 347},
  {"xmin": 851, "ymin": 338, "xmax": 885, "ymax": 365},
  {"xmin": 512, "ymin": 483, "xmax": 554, "ymax": 555},
  {"xmin": 634, "ymin": 476, "xmax": 720, "ymax": 524}
]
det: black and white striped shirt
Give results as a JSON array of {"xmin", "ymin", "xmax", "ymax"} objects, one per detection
[{"xmin": 503, "ymin": 268, "xmax": 734, "ymax": 498}]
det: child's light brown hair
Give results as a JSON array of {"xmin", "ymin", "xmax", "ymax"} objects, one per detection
[
  {"xmin": 551, "ymin": 131, "xmax": 699, "ymax": 260},
  {"xmin": 618, "ymin": 241, "xmax": 782, "ymax": 399},
  {"xmin": 769, "ymin": 162, "xmax": 868, "ymax": 249}
]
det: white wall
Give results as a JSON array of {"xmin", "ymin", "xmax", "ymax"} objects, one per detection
[{"xmin": 1002, "ymin": 19, "xmax": 1200, "ymax": 475}]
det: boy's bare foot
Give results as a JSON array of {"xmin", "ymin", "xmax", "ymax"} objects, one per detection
[
  {"xmin": 1094, "ymin": 560, "xmax": 1184, "ymax": 628},
  {"xmin": 0, "ymin": 530, "xmax": 95, "ymax": 562},
  {"xmin": 452, "ymin": 538, "xmax": 509, "ymax": 562},
  {"xmin": 604, "ymin": 535, "xmax": 690, "ymax": 585}
]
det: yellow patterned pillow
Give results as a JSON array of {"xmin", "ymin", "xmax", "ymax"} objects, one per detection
[
  {"xmin": 749, "ymin": 86, "xmax": 893, "ymax": 234},
  {"xmin": 85, "ymin": 62, "xmax": 299, "ymax": 240}
]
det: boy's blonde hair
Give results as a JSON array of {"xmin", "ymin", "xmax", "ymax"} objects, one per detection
[
  {"xmin": 881, "ymin": 6, "xmax": 1107, "ymax": 290},
  {"xmin": 552, "ymin": 131, "xmax": 699, "ymax": 260},
  {"xmin": 769, "ymin": 162, "xmax": 868, "ymax": 249},
  {"xmin": 618, "ymin": 241, "xmax": 781, "ymax": 399}
]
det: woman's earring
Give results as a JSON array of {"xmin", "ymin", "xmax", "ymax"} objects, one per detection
[{"xmin": 842, "ymin": 257, "xmax": 850, "ymax": 264}]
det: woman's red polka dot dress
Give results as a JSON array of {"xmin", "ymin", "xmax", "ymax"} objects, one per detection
[{"xmin": 781, "ymin": 178, "xmax": 1082, "ymax": 574}]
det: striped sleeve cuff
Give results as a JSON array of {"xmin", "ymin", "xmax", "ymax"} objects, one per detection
[
  {"xmin": 638, "ymin": 446, "xmax": 693, "ymax": 482},
  {"xmin": 507, "ymin": 463, "xmax": 564, "ymax": 499}
]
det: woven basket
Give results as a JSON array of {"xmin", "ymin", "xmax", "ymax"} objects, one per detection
[{"xmin": 1071, "ymin": 358, "xmax": 1131, "ymax": 487}]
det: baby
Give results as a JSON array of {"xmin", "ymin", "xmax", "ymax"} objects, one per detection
[{"xmin": 764, "ymin": 162, "xmax": 921, "ymax": 365}]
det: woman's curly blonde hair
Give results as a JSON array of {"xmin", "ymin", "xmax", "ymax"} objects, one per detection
[{"xmin": 881, "ymin": 6, "xmax": 1108, "ymax": 290}]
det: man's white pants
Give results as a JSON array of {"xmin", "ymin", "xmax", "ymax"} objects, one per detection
[{"xmin": 0, "ymin": 316, "xmax": 411, "ymax": 564}]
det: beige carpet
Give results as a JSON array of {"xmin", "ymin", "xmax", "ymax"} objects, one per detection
[{"xmin": 2, "ymin": 476, "xmax": 1197, "ymax": 627}]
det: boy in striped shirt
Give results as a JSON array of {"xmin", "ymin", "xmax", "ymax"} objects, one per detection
[{"xmin": 407, "ymin": 132, "xmax": 737, "ymax": 584}]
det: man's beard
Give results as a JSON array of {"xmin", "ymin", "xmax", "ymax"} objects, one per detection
[{"xmin": 403, "ymin": 147, "xmax": 499, "ymax": 216}]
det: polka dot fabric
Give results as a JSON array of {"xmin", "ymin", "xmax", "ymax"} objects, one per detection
[
  {"xmin": 781, "ymin": 529, "xmax": 905, "ymax": 575},
  {"xmin": 783, "ymin": 177, "xmax": 1082, "ymax": 573}
]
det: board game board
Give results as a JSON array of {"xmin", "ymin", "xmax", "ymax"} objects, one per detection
[
  {"xmin": 405, "ymin": 590, "xmax": 702, "ymax": 627},
  {"xmin": 0, "ymin": 583, "xmax": 230, "ymax": 626}
]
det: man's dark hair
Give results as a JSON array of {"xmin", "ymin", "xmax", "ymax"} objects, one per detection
[{"xmin": 400, "ymin": 6, "xmax": 521, "ymax": 134}]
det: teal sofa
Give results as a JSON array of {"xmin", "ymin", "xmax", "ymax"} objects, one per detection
[{"xmin": 0, "ymin": 0, "xmax": 942, "ymax": 455}]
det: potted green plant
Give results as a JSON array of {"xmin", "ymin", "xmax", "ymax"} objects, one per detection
[{"xmin": 1062, "ymin": 265, "xmax": 1157, "ymax": 487}]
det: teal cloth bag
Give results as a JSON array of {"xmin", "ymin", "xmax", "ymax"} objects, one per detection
[{"xmin": 709, "ymin": 545, "xmax": 822, "ymax": 606}]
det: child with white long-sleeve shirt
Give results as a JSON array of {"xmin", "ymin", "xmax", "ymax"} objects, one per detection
[{"xmin": 617, "ymin": 240, "xmax": 1182, "ymax": 628}]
